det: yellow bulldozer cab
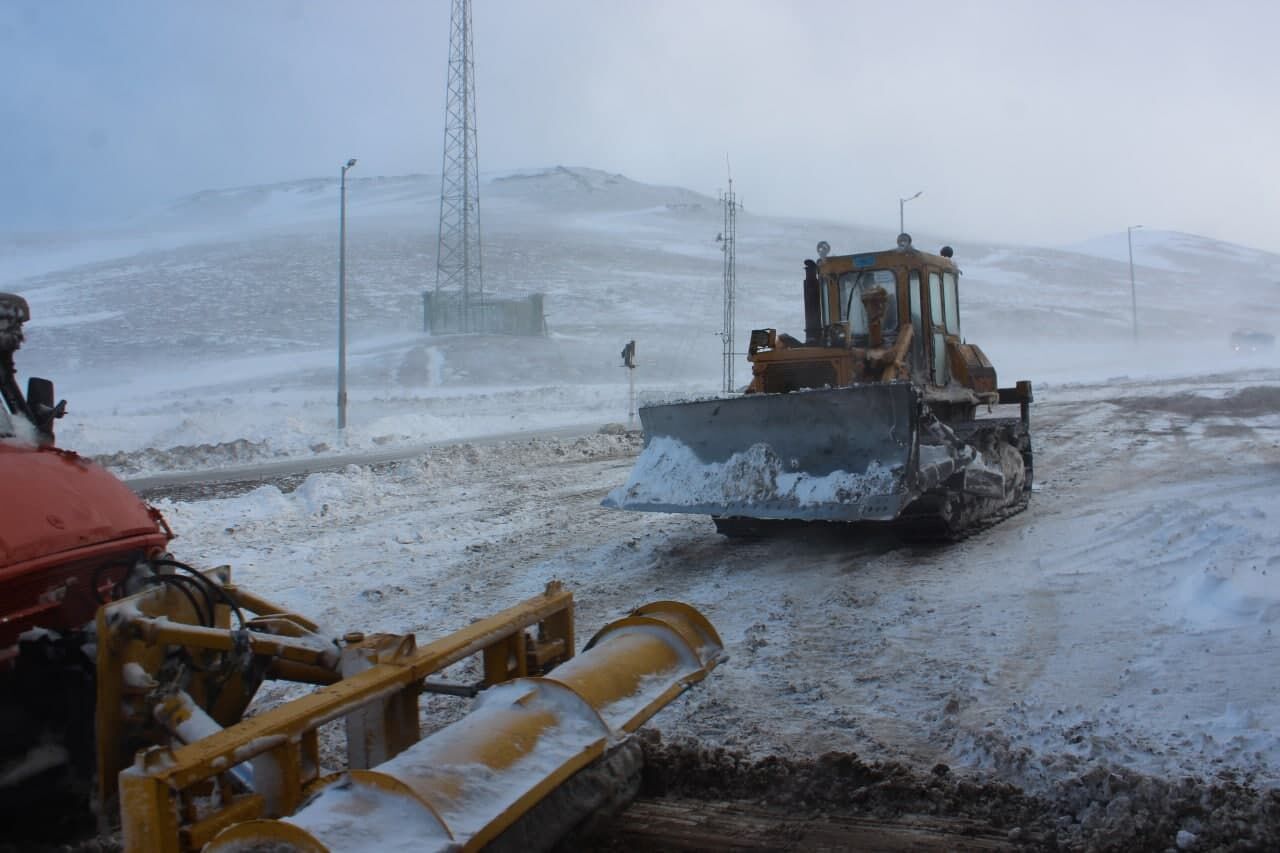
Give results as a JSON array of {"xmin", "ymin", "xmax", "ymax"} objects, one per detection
[{"xmin": 747, "ymin": 238, "xmax": 995, "ymax": 406}]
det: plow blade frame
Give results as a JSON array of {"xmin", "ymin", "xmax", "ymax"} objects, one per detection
[
  {"xmin": 118, "ymin": 585, "xmax": 722, "ymax": 853},
  {"xmin": 205, "ymin": 600, "xmax": 722, "ymax": 852},
  {"xmin": 605, "ymin": 382, "xmax": 943, "ymax": 522}
]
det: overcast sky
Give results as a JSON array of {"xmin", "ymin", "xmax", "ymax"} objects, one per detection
[{"xmin": 3, "ymin": 0, "xmax": 1278, "ymax": 251}]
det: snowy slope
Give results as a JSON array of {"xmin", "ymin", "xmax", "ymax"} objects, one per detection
[{"xmin": 2, "ymin": 167, "xmax": 1278, "ymax": 470}]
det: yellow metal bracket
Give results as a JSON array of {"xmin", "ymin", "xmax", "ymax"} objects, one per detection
[{"xmin": 113, "ymin": 581, "xmax": 577, "ymax": 852}]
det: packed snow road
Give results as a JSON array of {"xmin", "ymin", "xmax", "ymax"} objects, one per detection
[{"xmin": 147, "ymin": 369, "xmax": 1280, "ymax": 844}]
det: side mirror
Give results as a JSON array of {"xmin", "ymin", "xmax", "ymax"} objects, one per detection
[
  {"xmin": 27, "ymin": 376, "xmax": 54, "ymax": 412},
  {"xmin": 26, "ymin": 376, "xmax": 67, "ymax": 436}
]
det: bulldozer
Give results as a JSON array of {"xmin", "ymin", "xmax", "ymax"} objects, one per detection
[
  {"xmin": 604, "ymin": 235, "xmax": 1033, "ymax": 539},
  {"xmin": 0, "ymin": 292, "xmax": 723, "ymax": 851}
]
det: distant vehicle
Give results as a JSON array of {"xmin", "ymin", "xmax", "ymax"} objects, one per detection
[{"xmin": 1230, "ymin": 329, "xmax": 1276, "ymax": 353}]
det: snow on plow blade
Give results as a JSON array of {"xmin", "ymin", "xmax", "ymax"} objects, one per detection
[{"xmin": 604, "ymin": 382, "xmax": 954, "ymax": 523}]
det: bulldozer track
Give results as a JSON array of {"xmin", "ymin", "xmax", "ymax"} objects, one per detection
[
  {"xmin": 895, "ymin": 417, "xmax": 1033, "ymax": 543},
  {"xmin": 897, "ymin": 491, "xmax": 1030, "ymax": 544}
]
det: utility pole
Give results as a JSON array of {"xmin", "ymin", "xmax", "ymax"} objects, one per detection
[
  {"xmin": 338, "ymin": 157, "xmax": 357, "ymax": 432},
  {"xmin": 436, "ymin": 0, "xmax": 484, "ymax": 333},
  {"xmin": 899, "ymin": 190, "xmax": 922, "ymax": 234},
  {"xmin": 718, "ymin": 166, "xmax": 742, "ymax": 394},
  {"xmin": 1127, "ymin": 224, "xmax": 1142, "ymax": 341}
]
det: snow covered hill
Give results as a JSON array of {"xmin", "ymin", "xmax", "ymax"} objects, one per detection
[{"xmin": 2, "ymin": 166, "xmax": 1277, "ymax": 466}]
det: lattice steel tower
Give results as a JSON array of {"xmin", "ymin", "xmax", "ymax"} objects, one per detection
[
  {"xmin": 718, "ymin": 175, "xmax": 741, "ymax": 393},
  {"xmin": 435, "ymin": 0, "xmax": 483, "ymax": 332}
]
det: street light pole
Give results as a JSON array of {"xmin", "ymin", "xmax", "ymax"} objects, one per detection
[
  {"xmin": 338, "ymin": 158, "xmax": 357, "ymax": 431},
  {"xmin": 1127, "ymin": 224, "xmax": 1142, "ymax": 341},
  {"xmin": 899, "ymin": 190, "xmax": 922, "ymax": 234}
]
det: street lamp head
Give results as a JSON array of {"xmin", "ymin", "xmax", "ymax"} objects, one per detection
[
  {"xmin": 346, "ymin": 158, "xmax": 357, "ymax": 169},
  {"xmin": 1129, "ymin": 224, "xmax": 1142, "ymax": 231},
  {"xmin": 898, "ymin": 191, "xmax": 923, "ymax": 235}
]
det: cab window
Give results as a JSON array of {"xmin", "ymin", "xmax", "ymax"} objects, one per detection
[
  {"xmin": 942, "ymin": 272, "xmax": 960, "ymax": 337},
  {"xmin": 909, "ymin": 271, "xmax": 925, "ymax": 373},
  {"xmin": 928, "ymin": 272, "xmax": 944, "ymax": 328},
  {"xmin": 838, "ymin": 269, "xmax": 898, "ymax": 340}
]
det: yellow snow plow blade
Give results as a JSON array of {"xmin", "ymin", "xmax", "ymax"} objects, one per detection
[{"xmin": 118, "ymin": 587, "xmax": 722, "ymax": 853}]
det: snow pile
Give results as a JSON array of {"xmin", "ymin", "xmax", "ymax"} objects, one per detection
[{"xmin": 605, "ymin": 436, "xmax": 904, "ymax": 511}]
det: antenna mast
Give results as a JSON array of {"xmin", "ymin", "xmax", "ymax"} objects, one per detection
[
  {"xmin": 719, "ymin": 164, "xmax": 741, "ymax": 393},
  {"xmin": 435, "ymin": 0, "xmax": 483, "ymax": 333}
]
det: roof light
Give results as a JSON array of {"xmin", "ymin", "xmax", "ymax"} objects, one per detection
[{"xmin": 896, "ymin": 232, "xmax": 913, "ymax": 250}]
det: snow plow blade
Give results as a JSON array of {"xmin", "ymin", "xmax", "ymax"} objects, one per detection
[
  {"xmin": 604, "ymin": 382, "xmax": 962, "ymax": 523},
  {"xmin": 187, "ymin": 600, "xmax": 723, "ymax": 853}
]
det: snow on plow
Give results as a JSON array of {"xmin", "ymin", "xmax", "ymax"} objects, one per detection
[
  {"xmin": 115, "ymin": 585, "xmax": 722, "ymax": 853},
  {"xmin": 604, "ymin": 382, "xmax": 968, "ymax": 523}
]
